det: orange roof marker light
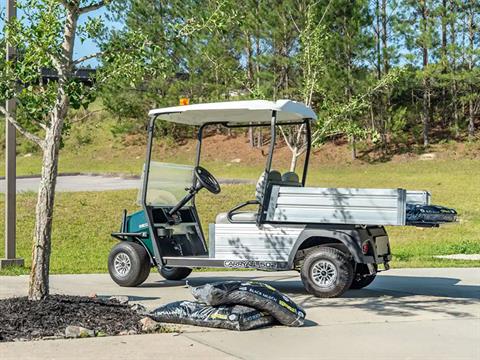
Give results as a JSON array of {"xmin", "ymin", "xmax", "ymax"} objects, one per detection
[{"xmin": 179, "ymin": 98, "xmax": 190, "ymax": 106}]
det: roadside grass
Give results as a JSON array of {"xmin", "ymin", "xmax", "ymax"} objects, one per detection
[
  {"xmin": 0, "ymin": 190, "xmax": 139, "ymax": 276},
  {"xmin": 1, "ymin": 163, "xmax": 479, "ymax": 276},
  {"xmin": 1, "ymin": 111, "xmax": 479, "ymax": 273}
]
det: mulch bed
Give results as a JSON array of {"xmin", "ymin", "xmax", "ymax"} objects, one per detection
[{"xmin": 0, "ymin": 295, "xmax": 144, "ymax": 342}]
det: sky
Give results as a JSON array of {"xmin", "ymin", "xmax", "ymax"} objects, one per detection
[{"xmin": 0, "ymin": 4, "xmax": 120, "ymax": 68}]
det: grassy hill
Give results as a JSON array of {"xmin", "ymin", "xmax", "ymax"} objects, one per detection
[{"xmin": 0, "ymin": 111, "xmax": 479, "ymax": 274}]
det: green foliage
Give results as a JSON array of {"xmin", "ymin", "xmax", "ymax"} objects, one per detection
[
  {"xmin": 313, "ymin": 68, "xmax": 404, "ymax": 144},
  {"xmin": 299, "ymin": 4, "xmax": 328, "ymax": 106},
  {"xmin": 1, "ymin": 0, "xmax": 478, "ymax": 151},
  {"xmin": 0, "ymin": 0, "xmax": 167, "ymax": 142},
  {"xmin": 98, "ymin": 0, "xmax": 479, "ymax": 151}
]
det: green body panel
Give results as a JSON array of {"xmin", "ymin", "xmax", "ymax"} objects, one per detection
[{"xmin": 126, "ymin": 210, "xmax": 154, "ymax": 255}]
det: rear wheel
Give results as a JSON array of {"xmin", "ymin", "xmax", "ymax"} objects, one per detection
[
  {"xmin": 350, "ymin": 264, "xmax": 377, "ymax": 289},
  {"xmin": 108, "ymin": 242, "xmax": 151, "ymax": 287},
  {"xmin": 160, "ymin": 266, "xmax": 192, "ymax": 281},
  {"xmin": 301, "ymin": 247, "xmax": 354, "ymax": 298}
]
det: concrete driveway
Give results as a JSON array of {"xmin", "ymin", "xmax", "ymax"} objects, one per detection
[
  {"xmin": 0, "ymin": 174, "xmax": 253, "ymax": 193},
  {"xmin": 1, "ymin": 268, "xmax": 479, "ymax": 359}
]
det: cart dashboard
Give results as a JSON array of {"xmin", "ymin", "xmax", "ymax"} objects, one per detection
[{"xmin": 151, "ymin": 207, "xmax": 196, "ymax": 224}]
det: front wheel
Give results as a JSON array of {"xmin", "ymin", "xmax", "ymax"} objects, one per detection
[
  {"xmin": 108, "ymin": 242, "xmax": 151, "ymax": 287},
  {"xmin": 160, "ymin": 266, "xmax": 192, "ymax": 281},
  {"xmin": 301, "ymin": 247, "xmax": 354, "ymax": 298}
]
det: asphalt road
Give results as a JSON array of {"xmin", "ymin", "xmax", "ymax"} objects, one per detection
[
  {"xmin": 1, "ymin": 268, "xmax": 479, "ymax": 359},
  {"xmin": 0, "ymin": 174, "xmax": 253, "ymax": 193}
]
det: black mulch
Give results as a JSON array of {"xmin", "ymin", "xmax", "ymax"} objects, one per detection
[{"xmin": 0, "ymin": 295, "xmax": 144, "ymax": 342}]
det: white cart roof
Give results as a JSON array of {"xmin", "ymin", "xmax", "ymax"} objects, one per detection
[{"xmin": 148, "ymin": 99, "xmax": 317, "ymax": 125}]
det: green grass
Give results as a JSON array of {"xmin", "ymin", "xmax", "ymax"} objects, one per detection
[
  {"xmin": 0, "ymin": 190, "xmax": 139, "ymax": 275},
  {"xmin": 0, "ymin": 186, "xmax": 252, "ymax": 275},
  {"xmin": 306, "ymin": 158, "xmax": 480, "ymax": 268},
  {"xmin": 1, "ymin": 162, "xmax": 479, "ymax": 276},
  {"xmin": 0, "ymin": 110, "xmax": 479, "ymax": 274}
]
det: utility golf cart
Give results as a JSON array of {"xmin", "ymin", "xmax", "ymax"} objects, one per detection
[{"xmin": 108, "ymin": 100, "xmax": 457, "ymax": 298}]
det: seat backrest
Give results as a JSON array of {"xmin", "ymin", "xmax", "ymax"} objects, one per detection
[
  {"xmin": 281, "ymin": 172, "xmax": 300, "ymax": 186},
  {"xmin": 255, "ymin": 170, "xmax": 282, "ymax": 202}
]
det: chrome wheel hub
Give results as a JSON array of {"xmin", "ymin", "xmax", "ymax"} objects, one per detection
[
  {"xmin": 114, "ymin": 253, "xmax": 131, "ymax": 277},
  {"xmin": 311, "ymin": 260, "xmax": 337, "ymax": 287}
]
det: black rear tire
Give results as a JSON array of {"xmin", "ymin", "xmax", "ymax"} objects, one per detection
[
  {"xmin": 160, "ymin": 266, "xmax": 192, "ymax": 281},
  {"xmin": 301, "ymin": 247, "xmax": 354, "ymax": 298},
  {"xmin": 350, "ymin": 264, "xmax": 377, "ymax": 289},
  {"xmin": 108, "ymin": 242, "xmax": 151, "ymax": 287}
]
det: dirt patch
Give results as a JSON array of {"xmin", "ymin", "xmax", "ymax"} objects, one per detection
[
  {"xmin": 118, "ymin": 131, "xmax": 480, "ymax": 168},
  {"xmin": 170, "ymin": 133, "xmax": 355, "ymax": 167},
  {"xmin": 0, "ymin": 295, "xmax": 144, "ymax": 342}
]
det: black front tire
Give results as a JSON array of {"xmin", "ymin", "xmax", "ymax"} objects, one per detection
[
  {"xmin": 350, "ymin": 264, "xmax": 377, "ymax": 289},
  {"xmin": 301, "ymin": 247, "xmax": 354, "ymax": 298},
  {"xmin": 108, "ymin": 242, "xmax": 151, "ymax": 287},
  {"xmin": 160, "ymin": 266, "xmax": 192, "ymax": 281}
]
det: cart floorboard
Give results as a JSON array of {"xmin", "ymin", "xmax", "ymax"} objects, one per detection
[{"xmin": 163, "ymin": 256, "xmax": 289, "ymax": 270}]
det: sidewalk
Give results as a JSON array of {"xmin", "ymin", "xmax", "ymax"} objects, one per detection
[{"xmin": 1, "ymin": 268, "xmax": 479, "ymax": 359}]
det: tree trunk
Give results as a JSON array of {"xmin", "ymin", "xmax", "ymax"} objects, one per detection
[
  {"xmin": 245, "ymin": 32, "xmax": 254, "ymax": 89},
  {"xmin": 441, "ymin": 0, "xmax": 448, "ymax": 128},
  {"xmin": 468, "ymin": 99, "xmax": 474, "ymax": 137},
  {"xmin": 450, "ymin": 0, "xmax": 459, "ymax": 137},
  {"xmin": 290, "ymin": 148, "xmax": 298, "ymax": 172},
  {"xmin": 28, "ymin": 3, "xmax": 77, "ymax": 300},
  {"xmin": 254, "ymin": 2, "xmax": 261, "ymax": 92},
  {"xmin": 421, "ymin": 1, "xmax": 430, "ymax": 147},
  {"xmin": 256, "ymin": 128, "xmax": 262, "ymax": 148},
  {"xmin": 351, "ymin": 136, "xmax": 357, "ymax": 160},
  {"xmin": 374, "ymin": 0, "xmax": 382, "ymax": 80},
  {"xmin": 373, "ymin": 0, "xmax": 385, "ymax": 148},
  {"xmin": 28, "ymin": 110, "xmax": 66, "ymax": 300},
  {"xmin": 381, "ymin": 0, "xmax": 389, "ymax": 75},
  {"xmin": 467, "ymin": 3, "xmax": 475, "ymax": 137},
  {"xmin": 343, "ymin": 13, "xmax": 356, "ymax": 159},
  {"xmin": 422, "ymin": 76, "xmax": 430, "ymax": 147},
  {"xmin": 381, "ymin": 0, "xmax": 390, "ymax": 150}
]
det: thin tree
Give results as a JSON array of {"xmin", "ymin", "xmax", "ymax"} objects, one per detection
[
  {"xmin": 279, "ymin": 1, "xmax": 330, "ymax": 172},
  {"xmin": 466, "ymin": 0, "xmax": 478, "ymax": 138},
  {"xmin": 449, "ymin": 0, "xmax": 460, "ymax": 136},
  {"xmin": 0, "ymin": 0, "xmax": 164, "ymax": 300},
  {"xmin": 399, "ymin": 0, "xmax": 437, "ymax": 147}
]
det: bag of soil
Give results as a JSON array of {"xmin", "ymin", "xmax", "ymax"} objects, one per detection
[
  {"xmin": 150, "ymin": 300, "xmax": 275, "ymax": 331},
  {"xmin": 406, "ymin": 203, "xmax": 457, "ymax": 224},
  {"xmin": 191, "ymin": 281, "xmax": 305, "ymax": 327}
]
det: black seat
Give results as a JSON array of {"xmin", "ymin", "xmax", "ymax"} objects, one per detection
[{"xmin": 215, "ymin": 170, "xmax": 282, "ymax": 224}]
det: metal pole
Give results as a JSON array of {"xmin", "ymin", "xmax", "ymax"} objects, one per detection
[{"xmin": 1, "ymin": 0, "xmax": 24, "ymax": 269}]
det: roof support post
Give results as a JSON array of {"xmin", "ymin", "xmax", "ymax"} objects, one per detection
[
  {"xmin": 140, "ymin": 116, "xmax": 166, "ymax": 267},
  {"xmin": 195, "ymin": 123, "xmax": 210, "ymax": 169},
  {"xmin": 302, "ymin": 119, "xmax": 311, "ymax": 186},
  {"xmin": 256, "ymin": 110, "xmax": 278, "ymax": 225},
  {"xmin": 265, "ymin": 110, "xmax": 277, "ymax": 173}
]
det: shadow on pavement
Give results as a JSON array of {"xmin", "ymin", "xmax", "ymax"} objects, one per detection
[
  {"xmin": 145, "ymin": 274, "xmax": 480, "ymax": 318},
  {"xmin": 147, "ymin": 274, "xmax": 480, "ymax": 299}
]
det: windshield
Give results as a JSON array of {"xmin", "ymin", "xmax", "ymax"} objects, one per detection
[{"xmin": 140, "ymin": 162, "xmax": 194, "ymax": 206}]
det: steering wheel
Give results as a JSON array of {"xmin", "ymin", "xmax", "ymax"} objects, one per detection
[{"xmin": 194, "ymin": 166, "xmax": 221, "ymax": 194}]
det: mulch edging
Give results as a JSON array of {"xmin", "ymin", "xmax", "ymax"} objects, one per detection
[{"xmin": 0, "ymin": 295, "xmax": 155, "ymax": 342}]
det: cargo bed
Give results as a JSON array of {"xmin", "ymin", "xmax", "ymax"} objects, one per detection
[{"xmin": 265, "ymin": 186, "xmax": 456, "ymax": 227}]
